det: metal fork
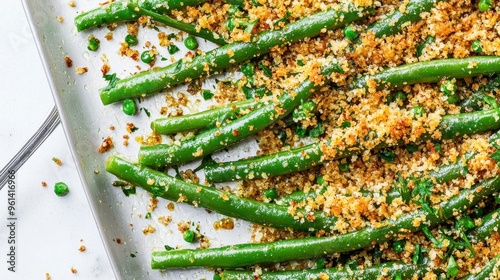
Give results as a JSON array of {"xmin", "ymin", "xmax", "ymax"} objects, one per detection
[{"xmin": 0, "ymin": 105, "xmax": 60, "ymax": 189}]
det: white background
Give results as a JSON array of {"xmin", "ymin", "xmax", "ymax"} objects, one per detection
[{"xmin": 0, "ymin": 0, "xmax": 115, "ymax": 279}]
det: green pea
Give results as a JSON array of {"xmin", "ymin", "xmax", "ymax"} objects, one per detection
[
  {"xmin": 168, "ymin": 45, "xmax": 180, "ymax": 55},
  {"xmin": 141, "ymin": 50, "xmax": 156, "ymax": 64},
  {"xmin": 125, "ymin": 34, "xmax": 138, "ymax": 46},
  {"xmin": 395, "ymin": 91, "xmax": 407, "ymax": 101},
  {"xmin": 413, "ymin": 106, "xmax": 425, "ymax": 116},
  {"xmin": 122, "ymin": 99, "xmax": 137, "ymax": 115},
  {"xmin": 478, "ymin": 0, "xmax": 492, "ymax": 12},
  {"xmin": 241, "ymin": 63, "xmax": 255, "ymax": 76},
  {"xmin": 54, "ymin": 182, "xmax": 70, "ymax": 197},
  {"xmin": 202, "ymin": 89, "xmax": 214, "ymax": 100},
  {"xmin": 184, "ymin": 36, "xmax": 199, "ymax": 50},
  {"xmin": 339, "ymin": 162, "xmax": 350, "ymax": 172},
  {"xmin": 393, "ymin": 240, "xmax": 405, "ymax": 253},
  {"xmin": 406, "ymin": 144, "xmax": 419, "ymax": 153},
  {"xmin": 264, "ymin": 189, "xmax": 277, "ymax": 200},
  {"xmin": 472, "ymin": 40, "xmax": 483, "ymax": 53},
  {"xmin": 87, "ymin": 35, "xmax": 100, "ymax": 51},
  {"xmin": 343, "ymin": 26, "xmax": 358, "ymax": 40},
  {"xmin": 183, "ymin": 230, "xmax": 196, "ymax": 243}
]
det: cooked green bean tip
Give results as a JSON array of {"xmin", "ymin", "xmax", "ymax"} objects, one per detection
[
  {"xmin": 141, "ymin": 50, "xmax": 156, "ymax": 64},
  {"xmin": 472, "ymin": 40, "xmax": 483, "ymax": 53},
  {"xmin": 344, "ymin": 26, "xmax": 359, "ymax": 40},
  {"xmin": 125, "ymin": 34, "xmax": 138, "ymax": 46},
  {"xmin": 478, "ymin": 0, "xmax": 492, "ymax": 12},
  {"xmin": 122, "ymin": 99, "xmax": 137, "ymax": 116},
  {"xmin": 184, "ymin": 36, "xmax": 199, "ymax": 50},
  {"xmin": 87, "ymin": 35, "xmax": 100, "ymax": 51},
  {"xmin": 54, "ymin": 182, "xmax": 70, "ymax": 197}
]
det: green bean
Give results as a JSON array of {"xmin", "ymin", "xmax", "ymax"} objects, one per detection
[
  {"xmin": 279, "ymin": 152, "xmax": 474, "ymax": 205},
  {"xmin": 74, "ymin": 0, "xmax": 209, "ymax": 32},
  {"xmin": 99, "ymin": 4, "xmax": 373, "ymax": 105},
  {"xmin": 151, "ymin": 99, "xmax": 258, "ymax": 134},
  {"xmin": 138, "ymin": 62, "xmax": 341, "ymax": 167},
  {"xmin": 460, "ymin": 253, "xmax": 500, "ymax": 280},
  {"xmin": 106, "ymin": 156, "xmax": 340, "ymax": 232},
  {"xmin": 150, "ymin": 176, "xmax": 500, "ymax": 269},
  {"xmin": 204, "ymin": 109, "xmax": 500, "ymax": 182},
  {"xmin": 467, "ymin": 208, "xmax": 500, "ymax": 243},
  {"xmin": 460, "ymin": 75, "xmax": 500, "ymax": 113},
  {"xmin": 126, "ymin": 4, "xmax": 228, "ymax": 45},
  {"xmin": 367, "ymin": 0, "xmax": 446, "ymax": 38},
  {"xmin": 220, "ymin": 262, "xmax": 427, "ymax": 280},
  {"xmin": 351, "ymin": 57, "xmax": 500, "ymax": 90}
]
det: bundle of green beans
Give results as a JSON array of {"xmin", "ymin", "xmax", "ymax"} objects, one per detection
[{"xmin": 78, "ymin": 0, "xmax": 500, "ymax": 277}]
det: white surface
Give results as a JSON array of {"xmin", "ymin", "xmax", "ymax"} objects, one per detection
[{"xmin": 0, "ymin": 0, "xmax": 114, "ymax": 279}]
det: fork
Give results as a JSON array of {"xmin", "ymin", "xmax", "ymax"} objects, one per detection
[{"xmin": 0, "ymin": 105, "xmax": 60, "ymax": 189}]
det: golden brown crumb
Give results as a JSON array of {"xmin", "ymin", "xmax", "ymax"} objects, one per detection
[
  {"xmin": 158, "ymin": 215, "xmax": 172, "ymax": 226},
  {"xmin": 64, "ymin": 56, "xmax": 73, "ymax": 67},
  {"xmin": 45, "ymin": 272, "xmax": 51, "ymax": 280},
  {"xmin": 98, "ymin": 136, "xmax": 113, "ymax": 153},
  {"xmin": 213, "ymin": 218, "xmax": 235, "ymax": 230},
  {"xmin": 41, "ymin": 181, "xmax": 47, "ymax": 187},
  {"xmin": 56, "ymin": 16, "xmax": 64, "ymax": 22},
  {"xmin": 101, "ymin": 63, "xmax": 110, "ymax": 75},
  {"xmin": 167, "ymin": 202, "xmax": 175, "ymax": 211},
  {"xmin": 126, "ymin": 123, "xmax": 137, "ymax": 133},
  {"xmin": 104, "ymin": 32, "xmax": 113, "ymax": 41},
  {"xmin": 70, "ymin": 267, "xmax": 77, "ymax": 274},
  {"xmin": 78, "ymin": 245, "xmax": 86, "ymax": 252},
  {"xmin": 68, "ymin": 1, "xmax": 76, "ymax": 7},
  {"xmin": 109, "ymin": 125, "xmax": 115, "ymax": 130},
  {"xmin": 142, "ymin": 225, "xmax": 156, "ymax": 235},
  {"xmin": 75, "ymin": 67, "xmax": 88, "ymax": 74}
]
